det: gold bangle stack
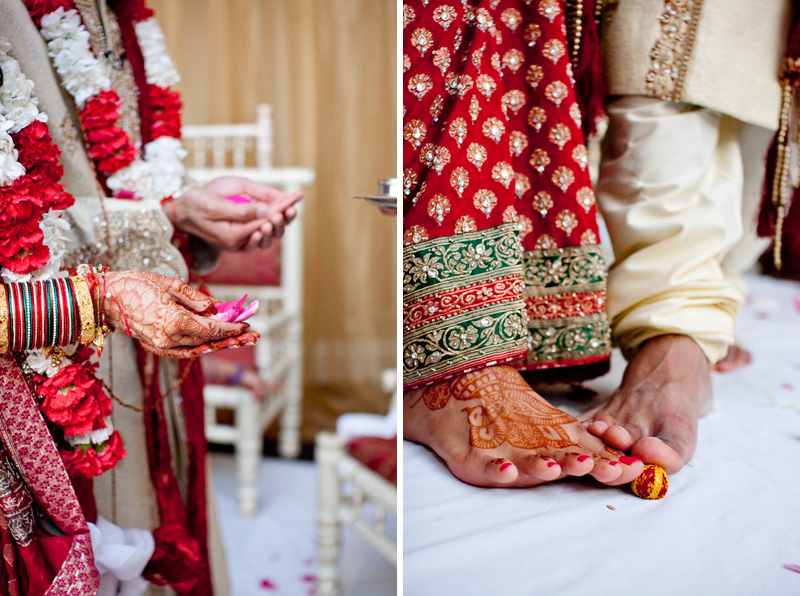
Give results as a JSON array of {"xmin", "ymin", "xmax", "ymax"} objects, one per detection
[
  {"xmin": 0, "ymin": 285, "xmax": 8, "ymax": 354},
  {"xmin": 70, "ymin": 274, "xmax": 95, "ymax": 345}
]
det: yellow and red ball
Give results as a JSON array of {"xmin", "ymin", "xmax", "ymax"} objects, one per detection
[{"xmin": 631, "ymin": 464, "xmax": 668, "ymax": 499}]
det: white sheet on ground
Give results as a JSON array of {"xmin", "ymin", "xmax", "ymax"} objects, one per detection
[{"xmin": 403, "ymin": 272, "xmax": 800, "ymax": 596}]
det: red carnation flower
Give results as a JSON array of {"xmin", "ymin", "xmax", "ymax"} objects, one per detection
[
  {"xmin": 81, "ymin": 91, "xmax": 122, "ymax": 130},
  {"xmin": 59, "ymin": 431, "xmax": 126, "ymax": 478},
  {"xmin": 3, "ymin": 243, "xmax": 51, "ymax": 275},
  {"xmin": 60, "ymin": 445, "xmax": 104, "ymax": 478},
  {"xmin": 96, "ymin": 144, "xmax": 137, "ymax": 173},
  {"xmin": 150, "ymin": 86, "xmax": 183, "ymax": 139},
  {"xmin": 95, "ymin": 431, "xmax": 127, "ymax": 473},
  {"xmin": 38, "ymin": 364, "xmax": 113, "ymax": 436},
  {"xmin": 13, "ymin": 121, "xmax": 64, "ymax": 180}
]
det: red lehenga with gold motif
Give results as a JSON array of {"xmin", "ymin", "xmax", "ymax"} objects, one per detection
[{"xmin": 403, "ymin": 0, "xmax": 611, "ymax": 390}]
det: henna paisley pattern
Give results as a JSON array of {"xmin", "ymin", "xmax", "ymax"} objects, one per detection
[
  {"xmin": 422, "ymin": 366, "xmax": 577, "ymax": 450},
  {"xmin": 104, "ymin": 271, "xmax": 257, "ymax": 358}
]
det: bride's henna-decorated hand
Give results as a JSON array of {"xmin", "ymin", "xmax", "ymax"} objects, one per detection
[{"xmin": 103, "ymin": 271, "xmax": 256, "ymax": 358}]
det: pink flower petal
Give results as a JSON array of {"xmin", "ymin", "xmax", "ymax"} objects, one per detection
[
  {"xmin": 216, "ymin": 295, "xmax": 249, "ymax": 322},
  {"xmin": 226, "ymin": 194, "xmax": 253, "ymax": 204},
  {"xmin": 784, "ymin": 564, "xmax": 800, "ymax": 574},
  {"xmin": 114, "ymin": 190, "xmax": 140, "ymax": 200},
  {"xmin": 217, "ymin": 294, "xmax": 248, "ymax": 314},
  {"xmin": 234, "ymin": 300, "xmax": 258, "ymax": 323},
  {"xmin": 260, "ymin": 578, "xmax": 277, "ymax": 590},
  {"xmin": 301, "ymin": 574, "xmax": 315, "ymax": 582},
  {"xmin": 781, "ymin": 383, "xmax": 793, "ymax": 390}
]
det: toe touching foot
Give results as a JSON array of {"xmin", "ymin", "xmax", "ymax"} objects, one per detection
[
  {"xmin": 404, "ymin": 365, "xmax": 646, "ymax": 488},
  {"xmin": 711, "ymin": 344, "xmax": 752, "ymax": 373},
  {"xmin": 579, "ymin": 334, "xmax": 712, "ymax": 475}
]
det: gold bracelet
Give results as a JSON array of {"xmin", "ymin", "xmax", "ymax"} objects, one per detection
[
  {"xmin": 70, "ymin": 274, "xmax": 95, "ymax": 344},
  {"xmin": 0, "ymin": 285, "xmax": 8, "ymax": 354}
]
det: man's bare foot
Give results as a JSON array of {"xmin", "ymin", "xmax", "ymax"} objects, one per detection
[
  {"xmin": 711, "ymin": 344, "xmax": 752, "ymax": 372},
  {"xmin": 580, "ymin": 335, "xmax": 713, "ymax": 475},
  {"xmin": 404, "ymin": 365, "xmax": 644, "ymax": 488}
]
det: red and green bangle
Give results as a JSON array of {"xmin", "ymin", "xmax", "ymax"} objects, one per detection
[{"xmin": 1, "ymin": 277, "xmax": 87, "ymax": 351}]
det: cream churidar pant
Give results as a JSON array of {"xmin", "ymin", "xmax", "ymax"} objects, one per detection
[{"xmin": 597, "ymin": 96, "xmax": 773, "ymax": 364}]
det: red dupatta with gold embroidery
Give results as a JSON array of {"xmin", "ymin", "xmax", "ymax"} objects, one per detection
[{"xmin": 0, "ymin": 354, "xmax": 98, "ymax": 596}]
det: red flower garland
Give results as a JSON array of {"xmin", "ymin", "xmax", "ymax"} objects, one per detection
[
  {"xmin": 0, "ymin": 120, "xmax": 74, "ymax": 274},
  {"xmin": 80, "ymin": 89, "xmax": 137, "ymax": 174},
  {"xmin": 149, "ymin": 85, "xmax": 182, "ymax": 140}
]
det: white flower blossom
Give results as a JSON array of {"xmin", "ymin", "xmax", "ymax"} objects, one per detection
[
  {"xmin": 0, "ymin": 59, "xmax": 44, "ymax": 132},
  {"xmin": 0, "ymin": 35, "xmax": 45, "ymax": 133},
  {"xmin": 1, "ymin": 268, "xmax": 32, "ymax": 284},
  {"xmin": 40, "ymin": 8, "xmax": 110, "ymax": 108},
  {"xmin": 40, "ymin": 210, "xmax": 71, "ymax": 272},
  {"xmin": 26, "ymin": 349, "xmax": 63, "ymax": 377},
  {"xmin": 0, "ymin": 117, "xmax": 24, "ymax": 186},
  {"xmin": 106, "ymin": 136, "xmax": 187, "ymax": 201},
  {"xmin": 135, "ymin": 18, "xmax": 181, "ymax": 88},
  {"xmin": 67, "ymin": 418, "xmax": 114, "ymax": 446}
]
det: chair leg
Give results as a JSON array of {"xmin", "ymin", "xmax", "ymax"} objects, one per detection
[
  {"xmin": 315, "ymin": 432, "xmax": 345, "ymax": 596},
  {"xmin": 278, "ymin": 358, "xmax": 302, "ymax": 459},
  {"xmin": 236, "ymin": 391, "xmax": 261, "ymax": 516}
]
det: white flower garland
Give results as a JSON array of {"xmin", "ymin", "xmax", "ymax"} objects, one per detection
[
  {"xmin": 0, "ymin": 36, "xmax": 49, "ymax": 187},
  {"xmin": 134, "ymin": 17, "xmax": 180, "ymax": 88},
  {"xmin": 39, "ymin": 8, "xmax": 110, "ymax": 109},
  {"xmin": 34, "ymin": 8, "xmax": 187, "ymax": 201},
  {"xmin": 106, "ymin": 17, "xmax": 186, "ymax": 201}
]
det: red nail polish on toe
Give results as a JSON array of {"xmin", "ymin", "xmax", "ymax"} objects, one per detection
[
  {"xmin": 619, "ymin": 456, "xmax": 642, "ymax": 466},
  {"xmin": 500, "ymin": 462, "xmax": 512, "ymax": 471},
  {"xmin": 577, "ymin": 455, "xmax": 590, "ymax": 462},
  {"xmin": 608, "ymin": 461, "xmax": 620, "ymax": 466},
  {"xmin": 547, "ymin": 461, "xmax": 558, "ymax": 468}
]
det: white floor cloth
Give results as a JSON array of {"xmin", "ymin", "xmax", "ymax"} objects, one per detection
[{"xmin": 403, "ymin": 271, "xmax": 800, "ymax": 596}]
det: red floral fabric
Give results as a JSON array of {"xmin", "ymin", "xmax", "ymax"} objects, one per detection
[{"xmin": 403, "ymin": 0, "xmax": 600, "ymax": 249}]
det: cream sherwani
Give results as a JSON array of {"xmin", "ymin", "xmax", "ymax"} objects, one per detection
[{"xmin": 596, "ymin": 0, "xmax": 790, "ymax": 363}]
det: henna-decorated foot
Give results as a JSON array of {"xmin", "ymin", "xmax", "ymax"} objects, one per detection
[
  {"xmin": 710, "ymin": 344, "xmax": 752, "ymax": 372},
  {"xmin": 580, "ymin": 334, "xmax": 713, "ymax": 475},
  {"xmin": 404, "ymin": 365, "xmax": 644, "ymax": 488}
]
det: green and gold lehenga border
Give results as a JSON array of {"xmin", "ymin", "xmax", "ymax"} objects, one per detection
[
  {"xmin": 519, "ymin": 244, "xmax": 612, "ymax": 368},
  {"xmin": 523, "ymin": 312, "xmax": 611, "ymax": 366},
  {"xmin": 521, "ymin": 244, "xmax": 607, "ymax": 295},
  {"xmin": 403, "ymin": 300, "xmax": 528, "ymax": 388},
  {"xmin": 403, "ymin": 223, "xmax": 523, "ymax": 304},
  {"xmin": 403, "ymin": 224, "xmax": 528, "ymax": 388}
]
